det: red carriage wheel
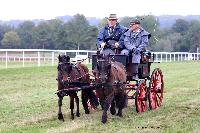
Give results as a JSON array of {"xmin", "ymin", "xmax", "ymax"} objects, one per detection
[
  {"xmin": 135, "ymin": 80, "xmax": 148, "ymax": 113},
  {"xmin": 148, "ymin": 68, "xmax": 164, "ymax": 110}
]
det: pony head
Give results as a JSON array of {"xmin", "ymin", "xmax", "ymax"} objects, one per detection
[
  {"xmin": 57, "ymin": 55, "xmax": 72, "ymax": 81},
  {"xmin": 96, "ymin": 54, "xmax": 111, "ymax": 83}
]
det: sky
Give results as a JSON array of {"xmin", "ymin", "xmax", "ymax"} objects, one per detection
[{"xmin": 0, "ymin": 0, "xmax": 200, "ymax": 21}]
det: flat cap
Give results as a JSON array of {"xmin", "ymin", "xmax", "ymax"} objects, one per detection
[
  {"xmin": 130, "ymin": 19, "xmax": 140, "ymax": 25},
  {"xmin": 107, "ymin": 14, "xmax": 118, "ymax": 20}
]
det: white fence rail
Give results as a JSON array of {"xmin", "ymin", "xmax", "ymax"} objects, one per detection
[{"xmin": 0, "ymin": 49, "xmax": 199, "ymax": 69}]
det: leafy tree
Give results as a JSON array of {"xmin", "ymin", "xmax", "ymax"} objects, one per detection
[
  {"xmin": 168, "ymin": 32, "xmax": 182, "ymax": 51},
  {"xmin": 83, "ymin": 26, "xmax": 98, "ymax": 50},
  {"xmin": 98, "ymin": 17, "xmax": 107, "ymax": 29},
  {"xmin": 184, "ymin": 20, "xmax": 200, "ymax": 52},
  {"xmin": 65, "ymin": 14, "xmax": 98, "ymax": 50},
  {"xmin": 17, "ymin": 21, "xmax": 35, "ymax": 48},
  {"xmin": 47, "ymin": 19, "xmax": 71, "ymax": 50},
  {"xmin": 33, "ymin": 22, "xmax": 54, "ymax": 49},
  {"xmin": 152, "ymin": 38, "xmax": 172, "ymax": 52},
  {"xmin": 172, "ymin": 19, "xmax": 189, "ymax": 35},
  {"xmin": 0, "ymin": 24, "xmax": 13, "ymax": 47},
  {"xmin": 1, "ymin": 31, "xmax": 21, "ymax": 48},
  {"xmin": 119, "ymin": 16, "xmax": 134, "ymax": 27}
]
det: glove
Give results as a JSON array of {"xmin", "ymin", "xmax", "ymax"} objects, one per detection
[
  {"xmin": 132, "ymin": 48, "xmax": 140, "ymax": 54},
  {"xmin": 114, "ymin": 42, "xmax": 119, "ymax": 48},
  {"xmin": 100, "ymin": 42, "xmax": 106, "ymax": 48}
]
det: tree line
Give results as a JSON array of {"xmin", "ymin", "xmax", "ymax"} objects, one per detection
[{"xmin": 0, "ymin": 14, "xmax": 199, "ymax": 52}]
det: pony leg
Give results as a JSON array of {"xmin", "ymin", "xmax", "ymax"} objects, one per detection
[
  {"xmin": 57, "ymin": 96, "xmax": 64, "ymax": 121},
  {"xmin": 110, "ymin": 99, "xmax": 116, "ymax": 115},
  {"xmin": 81, "ymin": 90, "xmax": 90, "ymax": 114},
  {"xmin": 88, "ymin": 89, "xmax": 99, "ymax": 108},
  {"xmin": 70, "ymin": 94, "xmax": 75, "ymax": 120},
  {"xmin": 116, "ymin": 92, "xmax": 128, "ymax": 117},
  {"xmin": 75, "ymin": 93, "xmax": 80, "ymax": 117},
  {"xmin": 102, "ymin": 94, "xmax": 114, "ymax": 124},
  {"xmin": 96, "ymin": 89, "xmax": 105, "ymax": 110}
]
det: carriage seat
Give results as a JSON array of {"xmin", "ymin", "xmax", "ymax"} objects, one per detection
[{"xmin": 126, "ymin": 50, "xmax": 152, "ymax": 63}]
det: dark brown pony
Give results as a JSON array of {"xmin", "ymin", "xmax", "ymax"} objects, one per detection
[
  {"xmin": 57, "ymin": 55, "xmax": 98, "ymax": 120},
  {"xmin": 93, "ymin": 53, "xmax": 128, "ymax": 123}
]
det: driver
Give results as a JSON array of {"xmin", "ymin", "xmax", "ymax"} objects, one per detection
[{"xmin": 97, "ymin": 14, "xmax": 127, "ymax": 55}]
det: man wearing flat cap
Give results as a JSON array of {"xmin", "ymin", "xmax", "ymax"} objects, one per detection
[
  {"xmin": 121, "ymin": 19, "xmax": 150, "ymax": 79},
  {"xmin": 97, "ymin": 14, "xmax": 127, "ymax": 55}
]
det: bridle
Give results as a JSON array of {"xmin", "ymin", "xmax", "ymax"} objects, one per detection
[{"xmin": 58, "ymin": 62, "xmax": 90, "ymax": 85}]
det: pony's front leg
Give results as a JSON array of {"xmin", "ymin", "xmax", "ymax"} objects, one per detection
[
  {"xmin": 102, "ymin": 94, "xmax": 114, "ymax": 124},
  {"xmin": 70, "ymin": 94, "xmax": 75, "ymax": 120},
  {"xmin": 57, "ymin": 96, "xmax": 64, "ymax": 121},
  {"xmin": 75, "ymin": 93, "xmax": 80, "ymax": 117}
]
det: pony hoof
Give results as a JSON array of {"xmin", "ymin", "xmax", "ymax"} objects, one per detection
[
  {"xmin": 71, "ymin": 115, "xmax": 75, "ymax": 120},
  {"xmin": 110, "ymin": 109, "xmax": 116, "ymax": 115},
  {"xmin": 101, "ymin": 115, "xmax": 107, "ymax": 124},
  {"xmin": 117, "ymin": 113, "xmax": 123, "ymax": 117},
  {"xmin": 58, "ymin": 113, "xmax": 64, "ymax": 121},
  {"xmin": 76, "ymin": 112, "xmax": 80, "ymax": 117},
  {"xmin": 101, "ymin": 118, "xmax": 107, "ymax": 124},
  {"xmin": 85, "ymin": 109, "xmax": 90, "ymax": 114}
]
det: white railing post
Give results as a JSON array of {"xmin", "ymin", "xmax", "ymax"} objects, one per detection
[
  {"xmin": 181, "ymin": 53, "xmax": 183, "ymax": 61},
  {"xmin": 178, "ymin": 54, "xmax": 180, "ymax": 61},
  {"xmin": 155, "ymin": 53, "xmax": 158, "ymax": 62},
  {"xmin": 184, "ymin": 54, "xmax": 187, "ymax": 60},
  {"xmin": 38, "ymin": 51, "xmax": 40, "ymax": 67},
  {"xmin": 166, "ymin": 53, "xmax": 167, "ymax": 62},
  {"xmin": 23, "ymin": 51, "xmax": 25, "ymax": 67},
  {"xmin": 160, "ymin": 53, "xmax": 163, "ymax": 62},
  {"xmin": 5, "ymin": 51, "xmax": 8, "ymax": 69},
  {"xmin": 174, "ymin": 54, "xmax": 175, "ymax": 61},
  {"xmin": 52, "ymin": 52, "xmax": 54, "ymax": 66},
  {"xmin": 170, "ymin": 54, "xmax": 172, "ymax": 62}
]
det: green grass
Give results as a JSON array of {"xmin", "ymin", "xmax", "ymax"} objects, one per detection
[{"xmin": 0, "ymin": 61, "xmax": 200, "ymax": 133}]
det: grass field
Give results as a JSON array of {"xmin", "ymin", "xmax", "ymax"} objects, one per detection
[{"xmin": 0, "ymin": 61, "xmax": 200, "ymax": 133}]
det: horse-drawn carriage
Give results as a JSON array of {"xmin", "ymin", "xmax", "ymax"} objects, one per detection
[{"xmin": 56, "ymin": 50, "xmax": 164, "ymax": 123}]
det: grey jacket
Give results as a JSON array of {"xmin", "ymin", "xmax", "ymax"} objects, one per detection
[{"xmin": 123, "ymin": 27, "xmax": 149, "ymax": 63}]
